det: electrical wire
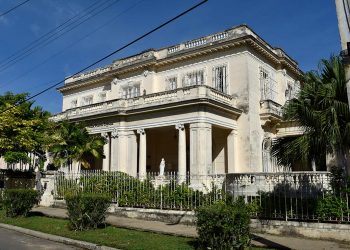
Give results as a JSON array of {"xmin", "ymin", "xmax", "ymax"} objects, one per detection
[
  {"xmin": 0, "ymin": 0, "xmax": 31, "ymax": 18},
  {"xmin": 0, "ymin": 0, "xmax": 120, "ymax": 73},
  {"xmin": 0, "ymin": 0, "xmax": 208, "ymax": 114},
  {"xmin": 1, "ymin": 0, "xmax": 146, "ymax": 90}
]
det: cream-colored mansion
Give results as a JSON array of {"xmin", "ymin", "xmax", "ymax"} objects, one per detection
[{"xmin": 52, "ymin": 25, "xmax": 303, "ymax": 177}]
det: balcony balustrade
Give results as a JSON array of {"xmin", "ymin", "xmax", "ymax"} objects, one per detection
[
  {"xmin": 260, "ymin": 99, "xmax": 283, "ymax": 118},
  {"xmin": 52, "ymin": 85, "xmax": 237, "ymax": 121}
]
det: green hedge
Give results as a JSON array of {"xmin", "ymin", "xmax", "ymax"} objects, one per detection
[
  {"xmin": 3, "ymin": 189, "xmax": 38, "ymax": 217},
  {"xmin": 65, "ymin": 192, "xmax": 111, "ymax": 230},
  {"xmin": 195, "ymin": 198, "xmax": 251, "ymax": 250}
]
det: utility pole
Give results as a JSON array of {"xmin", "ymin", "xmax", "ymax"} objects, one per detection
[{"xmin": 335, "ymin": 0, "xmax": 350, "ymax": 104}]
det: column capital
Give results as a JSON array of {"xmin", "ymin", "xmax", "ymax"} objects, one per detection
[
  {"xmin": 137, "ymin": 128, "xmax": 145, "ymax": 135},
  {"xmin": 111, "ymin": 128, "xmax": 118, "ymax": 138},
  {"xmin": 101, "ymin": 132, "xmax": 109, "ymax": 141},
  {"xmin": 175, "ymin": 124, "xmax": 185, "ymax": 131}
]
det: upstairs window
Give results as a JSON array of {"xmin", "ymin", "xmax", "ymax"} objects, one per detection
[
  {"xmin": 122, "ymin": 82, "xmax": 140, "ymax": 99},
  {"xmin": 82, "ymin": 95, "xmax": 93, "ymax": 106},
  {"xmin": 213, "ymin": 65, "xmax": 227, "ymax": 93},
  {"xmin": 182, "ymin": 70, "xmax": 204, "ymax": 86},
  {"xmin": 70, "ymin": 99, "xmax": 77, "ymax": 108},
  {"xmin": 260, "ymin": 66, "xmax": 277, "ymax": 102},
  {"xmin": 285, "ymin": 80, "xmax": 301, "ymax": 101},
  {"xmin": 166, "ymin": 76, "xmax": 177, "ymax": 90}
]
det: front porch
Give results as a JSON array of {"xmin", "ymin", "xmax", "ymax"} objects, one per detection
[{"xmin": 98, "ymin": 123, "xmax": 238, "ymax": 178}]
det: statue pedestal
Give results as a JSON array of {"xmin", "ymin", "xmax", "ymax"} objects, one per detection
[{"xmin": 153, "ymin": 175, "xmax": 170, "ymax": 189}]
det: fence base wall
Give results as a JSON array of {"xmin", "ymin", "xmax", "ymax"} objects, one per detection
[
  {"xmin": 109, "ymin": 205, "xmax": 195, "ymax": 225},
  {"xmin": 50, "ymin": 200, "xmax": 350, "ymax": 242},
  {"xmin": 251, "ymin": 219, "xmax": 350, "ymax": 243}
]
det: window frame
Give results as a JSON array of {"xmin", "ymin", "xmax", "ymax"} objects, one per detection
[{"xmin": 212, "ymin": 64, "xmax": 228, "ymax": 93}]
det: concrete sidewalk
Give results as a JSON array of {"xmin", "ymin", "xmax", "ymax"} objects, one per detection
[{"xmin": 32, "ymin": 206, "xmax": 350, "ymax": 250}]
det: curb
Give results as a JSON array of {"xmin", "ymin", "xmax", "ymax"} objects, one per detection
[{"xmin": 0, "ymin": 223, "xmax": 119, "ymax": 250}]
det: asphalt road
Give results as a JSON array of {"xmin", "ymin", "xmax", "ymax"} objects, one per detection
[{"xmin": 0, "ymin": 227, "xmax": 81, "ymax": 250}]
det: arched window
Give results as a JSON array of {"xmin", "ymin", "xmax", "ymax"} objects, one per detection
[{"xmin": 262, "ymin": 137, "xmax": 272, "ymax": 172}]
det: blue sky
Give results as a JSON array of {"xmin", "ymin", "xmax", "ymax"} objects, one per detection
[{"xmin": 0, "ymin": 0, "xmax": 341, "ymax": 113}]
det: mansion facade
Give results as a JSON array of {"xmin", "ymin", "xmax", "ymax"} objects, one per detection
[{"xmin": 52, "ymin": 25, "xmax": 303, "ymax": 176}]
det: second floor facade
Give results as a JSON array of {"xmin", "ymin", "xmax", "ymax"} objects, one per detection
[{"xmin": 56, "ymin": 25, "xmax": 302, "ymax": 122}]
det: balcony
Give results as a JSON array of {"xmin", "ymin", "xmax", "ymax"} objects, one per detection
[
  {"xmin": 52, "ymin": 85, "xmax": 238, "ymax": 122},
  {"xmin": 260, "ymin": 99, "xmax": 283, "ymax": 127}
]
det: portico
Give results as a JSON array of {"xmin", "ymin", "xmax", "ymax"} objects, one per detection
[{"xmin": 96, "ymin": 119, "xmax": 239, "ymax": 178}]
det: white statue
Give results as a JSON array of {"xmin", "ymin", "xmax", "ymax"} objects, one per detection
[{"xmin": 159, "ymin": 158, "xmax": 165, "ymax": 176}]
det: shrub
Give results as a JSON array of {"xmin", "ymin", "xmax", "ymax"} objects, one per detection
[
  {"xmin": 3, "ymin": 189, "xmax": 38, "ymax": 217},
  {"xmin": 316, "ymin": 195, "xmax": 348, "ymax": 221},
  {"xmin": 195, "ymin": 198, "xmax": 251, "ymax": 250},
  {"xmin": 65, "ymin": 192, "xmax": 111, "ymax": 230}
]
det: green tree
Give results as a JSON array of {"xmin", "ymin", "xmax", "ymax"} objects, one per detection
[
  {"xmin": 49, "ymin": 121, "xmax": 106, "ymax": 171},
  {"xmin": 272, "ymin": 56, "xmax": 350, "ymax": 172},
  {"xmin": 0, "ymin": 92, "xmax": 53, "ymax": 169}
]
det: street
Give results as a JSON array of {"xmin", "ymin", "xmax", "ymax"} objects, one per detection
[{"xmin": 0, "ymin": 227, "xmax": 81, "ymax": 250}]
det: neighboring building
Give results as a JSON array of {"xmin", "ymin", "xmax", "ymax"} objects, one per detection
[{"xmin": 52, "ymin": 25, "xmax": 303, "ymax": 176}]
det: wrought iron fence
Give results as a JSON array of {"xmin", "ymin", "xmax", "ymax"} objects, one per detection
[
  {"xmin": 53, "ymin": 170, "xmax": 350, "ymax": 223},
  {"xmin": 54, "ymin": 171, "xmax": 226, "ymax": 211}
]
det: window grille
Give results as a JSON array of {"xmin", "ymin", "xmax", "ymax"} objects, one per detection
[
  {"xmin": 285, "ymin": 80, "xmax": 300, "ymax": 101},
  {"xmin": 122, "ymin": 83, "xmax": 140, "ymax": 99},
  {"xmin": 70, "ymin": 99, "xmax": 77, "ymax": 108},
  {"xmin": 213, "ymin": 65, "xmax": 227, "ymax": 93},
  {"xmin": 166, "ymin": 77, "xmax": 177, "ymax": 90},
  {"xmin": 182, "ymin": 70, "xmax": 204, "ymax": 86},
  {"xmin": 260, "ymin": 66, "xmax": 277, "ymax": 102},
  {"xmin": 82, "ymin": 96, "xmax": 93, "ymax": 105}
]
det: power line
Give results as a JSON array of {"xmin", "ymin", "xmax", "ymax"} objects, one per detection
[
  {"xmin": 0, "ymin": 0, "xmax": 31, "ymax": 18},
  {"xmin": 2, "ymin": 0, "xmax": 145, "ymax": 89},
  {"xmin": 0, "ymin": 0, "xmax": 208, "ymax": 114},
  {"xmin": 1, "ymin": 0, "xmax": 146, "ymax": 90},
  {"xmin": 0, "ymin": 0, "xmax": 119, "ymax": 73}
]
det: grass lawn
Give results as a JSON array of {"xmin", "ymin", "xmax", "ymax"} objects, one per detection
[{"xmin": 0, "ymin": 210, "xmax": 272, "ymax": 250}]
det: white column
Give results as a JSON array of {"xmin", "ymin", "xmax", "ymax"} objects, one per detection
[
  {"xmin": 227, "ymin": 130, "xmax": 238, "ymax": 173},
  {"xmin": 189, "ymin": 123, "xmax": 212, "ymax": 176},
  {"xmin": 127, "ymin": 131, "xmax": 138, "ymax": 177},
  {"xmin": 102, "ymin": 132, "xmax": 110, "ymax": 171},
  {"xmin": 110, "ymin": 129, "xmax": 118, "ymax": 171},
  {"xmin": 176, "ymin": 124, "xmax": 186, "ymax": 183},
  {"xmin": 137, "ymin": 129, "xmax": 147, "ymax": 178}
]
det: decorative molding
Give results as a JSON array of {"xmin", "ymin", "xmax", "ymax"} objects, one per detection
[
  {"xmin": 137, "ymin": 128, "xmax": 145, "ymax": 135},
  {"xmin": 175, "ymin": 124, "xmax": 185, "ymax": 131},
  {"xmin": 111, "ymin": 128, "xmax": 118, "ymax": 138},
  {"xmin": 112, "ymin": 78, "xmax": 119, "ymax": 85},
  {"xmin": 101, "ymin": 132, "xmax": 109, "ymax": 141}
]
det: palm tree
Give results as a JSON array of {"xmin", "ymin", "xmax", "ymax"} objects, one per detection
[
  {"xmin": 49, "ymin": 121, "xmax": 106, "ymax": 171},
  {"xmin": 272, "ymin": 56, "xmax": 350, "ymax": 173}
]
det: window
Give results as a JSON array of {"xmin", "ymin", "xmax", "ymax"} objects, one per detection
[
  {"xmin": 166, "ymin": 76, "xmax": 177, "ymax": 90},
  {"xmin": 182, "ymin": 70, "xmax": 204, "ymax": 86},
  {"xmin": 70, "ymin": 99, "xmax": 77, "ymax": 108},
  {"xmin": 122, "ymin": 82, "xmax": 140, "ymax": 99},
  {"xmin": 213, "ymin": 65, "xmax": 227, "ymax": 93},
  {"xmin": 285, "ymin": 80, "xmax": 300, "ymax": 101},
  {"xmin": 260, "ymin": 66, "xmax": 277, "ymax": 102},
  {"xmin": 99, "ymin": 92, "xmax": 107, "ymax": 102},
  {"xmin": 82, "ymin": 95, "xmax": 93, "ymax": 105}
]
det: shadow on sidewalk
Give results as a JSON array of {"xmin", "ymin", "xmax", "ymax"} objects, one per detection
[{"xmin": 251, "ymin": 234, "xmax": 291, "ymax": 250}]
